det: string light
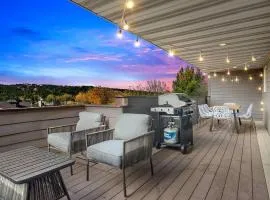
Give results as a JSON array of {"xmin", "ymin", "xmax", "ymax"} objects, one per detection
[
  {"xmin": 261, "ymin": 108, "xmax": 264, "ymax": 111},
  {"xmin": 221, "ymin": 77, "xmax": 225, "ymax": 82},
  {"xmin": 116, "ymin": 28, "xmax": 123, "ymax": 39},
  {"xmin": 213, "ymin": 72, "xmax": 217, "ymax": 77},
  {"xmin": 261, "ymin": 101, "xmax": 264, "ymax": 105},
  {"xmin": 227, "ymin": 69, "xmax": 230, "ymax": 75},
  {"xmin": 244, "ymin": 64, "xmax": 248, "ymax": 71},
  {"xmin": 208, "ymin": 75, "xmax": 211, "ymax": 79},
  {"xmin": 226, "ymin": 55, "xmax": 230, "ymax": 63},
  {"xmin": 168, "ymin": 49, "xmax": 174, "ymax": 57},
  {"xmin": 134, "ymin": 36, "xmax": 140, "ymax": 47},
  {"xmin": 252, "ymin": 55, "xmax": 256, "ymax": 62},
  {"xmin": 235, "ymin": 76, "xmax": 239, "ymax": 82},
  {"xmin": 199, "ymin": 51, "xmax": 204, "ymax": 62},
  {"xmin": 126, "ymin": 0, "xmax": 134, "ymax": 9},
  {"xmin": 123, "ymin": 20, "xmax": 129, "ymax": 30},
  {"xmin": 249, "ymin": 75, "xmax": 253, "ymax": 80},
  {"xmin": 260, "ymin": 73, "xmax": 263, "ymax": 77},
  {"xmin": 258, "ymin": 86, "xmax": 262, "ymax": 91}
]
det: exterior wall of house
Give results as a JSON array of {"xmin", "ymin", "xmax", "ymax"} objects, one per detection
[
  {"xmin": 208, "ymin": 69, "xmax": 263, "ymax": 120},
  {"xmin": 0, "ymin": 105, "xmax": 85, "ymax": 152},
  {"xmin": 263, "ymin": 60, "xmax": 270, "ymax": 131}
]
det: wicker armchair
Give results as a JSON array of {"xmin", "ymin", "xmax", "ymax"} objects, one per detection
[
  {"xmin": 85, "ymin": 113, "xmax": 154, "ymax": 197},
  {"xmin": 47, "ymin": 112, "xmax": 106, "ymax": 175}
]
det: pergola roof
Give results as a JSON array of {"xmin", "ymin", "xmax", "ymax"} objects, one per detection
[{"xmin": 71, "ymin": 0, "xmax": 270, "ymax": 72}]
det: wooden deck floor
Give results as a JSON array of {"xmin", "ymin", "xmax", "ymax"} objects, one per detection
[{"xmin": 60, "ymin": 121, "xmax": 269, "ymax": 200}]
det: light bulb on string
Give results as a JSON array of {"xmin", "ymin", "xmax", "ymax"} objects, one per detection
[
  {"xmin": 261, "ymin": 108, "xmax": 264, "ymax": 112},
  {"xmin": 226, "ymin": 55, "xmax": 230, "ymax": 64},
  {"xmin": 244, "ymin": 64, "xmax": 248, "ymax": 71},
  {"xmin": 208, "ymin": 74, "xmax": 211, "ymax": 79},
  {"xmin": 126, "ymin": 0, "xmax": 134, "ymax": 9},
  {"xmin": 260, "ymin": 73, "xmax": 263, "ymax": 77},
  {"xmin": 227, "ymin": 69, "xmax": 230, "ymax": 76},
  {"xmin": 213, "ymin": 72, "xmax": 217, "ymax": 77},
  {"xmin": 221, "ymin": 77, "xmax": 225, "ymax": 82},
  {"xmin": 134, "ymin": 36, "xmax": 140, "ymax": 47},
  {"xmin": 258, "ymin": 86, "xmax": 262, "ymax": 91},
  {"xmin": 261, "ymin": 101, "xmax": 264, "ymax": 105},
  {"xmin": 123, "ymin": 20, "xmax": 129, "ymax": 30},
  {"xmin": 168, "ymin": 49, "xmax": 174, "ymax": 57},
  {"xmin": 249, "ymin": 75, "xmax": 253, "ymax": 80},
  {"xmin": 199, "ymin": 51, "xmax": 204, "ymax": 62},
  {"xmin": 116, "ymin": 28, "xmax": 123, "ymax": 39},
  {"xmin": 235, "ymin": 76, "xmax": 239, "ymax": 82},
  {"xmin": 252, "ymin": 55, "xmax": 256, "ymax": 62}
]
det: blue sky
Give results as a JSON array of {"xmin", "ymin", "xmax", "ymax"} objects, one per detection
[{"xmin": 0, "ymin": 0, "xmax": 190, "ymax": 89}]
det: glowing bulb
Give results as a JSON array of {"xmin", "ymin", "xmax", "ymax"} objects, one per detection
[
  {"xmin": 126, "ymin": 0, "xmax": 134, "ymax": 9},
  {"xmin": 249, "ymin": 76, "xmax": 253, "ymax": 80},
  {"xmin": 214, "ymin": 72, "xmax": 217, "ymax": 77},
  {"xmin": 123, "ymin": 23, "xmax": 129, "ymax": 30},
  {"xmin": 134, "ymin": 37, "xmax": 140, "ymax": 47},
  {"xmin": 222, "ymin": 77, "xmax": 225, "ymax": 82},
  {"xmin": 208, "ymin": 75, "xmax": 211, "ymax": 79},
  {"xmin": 261, "ymin": 101, "xmax": 264, "ymax": 105},
  {"xmin": 226, "ymin": 56, "xmax": 230, "ymax": 63},
  {"xmin": 258, "ymin": 86, "xmax": 262, "ymax": 91},
  {"xmin": 235, "ymin": 76, "xmax": 239, "ymax": 82},
  {"xmin": 227, "ymin": 69, "xmax": 230, "ymax": 75},
  {"xmin": 244, "ymin": 65, "xmax": 248, "ymax": 71},
  {"xmin": 252, "ymin": 55, "xmax": 256, "ymax": 62},
  {"xmin": 168, "ymin": 49, "xmax": 174, "ymax": 57},
  {"xmin": 261, "ymin": 108, "xmax": 264, "ymax": 112},
  {"xmin": 260, "ymin": 73, "xmax": 263, "ymax": 77},
  {"xmin": 199, "ymin": 51, "xmax": 204, "ymax": 62},
  {"xmin": 116, "ymin": 29, "xmax": 123, "ymax": 39}
]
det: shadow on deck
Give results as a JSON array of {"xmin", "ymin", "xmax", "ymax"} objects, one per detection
[{"xmin": 60, "ymin": 121, "xmax": 269, "ymax": 200}]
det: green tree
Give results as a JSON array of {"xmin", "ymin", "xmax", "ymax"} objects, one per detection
[
  {"xmin": 172, "ymin": 66, "xmax": 206, "ymax": 97},
  {"xmin": 46, "ymin": 94, "xmax": 55, "ymax": 103}
]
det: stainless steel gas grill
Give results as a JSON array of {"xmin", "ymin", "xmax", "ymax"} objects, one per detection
[{"xmin": 151, "ymin": 93, "xmax": 194, "ymax": 154}]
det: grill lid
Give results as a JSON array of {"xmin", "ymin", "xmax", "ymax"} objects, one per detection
[{"xmin": 158, "ymin": 93, "xmax": 192, "ymax": 108}]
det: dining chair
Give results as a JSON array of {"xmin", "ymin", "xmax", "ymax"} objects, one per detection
[
  {"xmin": 198, "ymin": 104, "xmax": 213, "ymax": 126},
  {"xmin": 237, "ymin": 104, "xmax": 256, "ymax": 132},
  {"xmin": 210, "ymin": 106, "xmax": 234, "ymax": 132}
]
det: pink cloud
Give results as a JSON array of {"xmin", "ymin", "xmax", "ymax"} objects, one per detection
[
  {"xmin": 65, "ymin": 54, "xmax": 123, "ymax": 63},
  {"xmin": 90, "ymin": 77, "xmax": 174, "ymax": 91}
]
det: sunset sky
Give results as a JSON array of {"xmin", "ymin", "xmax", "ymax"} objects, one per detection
[{"xmin": 0, "ymin": 0, "xmax": 191, "ymax": 89}]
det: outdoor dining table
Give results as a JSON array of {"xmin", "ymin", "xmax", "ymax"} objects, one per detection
[
  {"xmin": 224, "ymin": 103, "xmax": 241, "ymax": 134},
  {"xmin": 0, "ymin": 146, "xmax": 74, "ymax": 200}
]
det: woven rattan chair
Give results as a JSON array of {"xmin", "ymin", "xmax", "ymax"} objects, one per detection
[
  {"xmin": 85, "ymin": 113, "xmax": 154, "ymax": 197},
  {"xmin": 47, "ymin": 111, "xmax": 106, "ymax": 175}
]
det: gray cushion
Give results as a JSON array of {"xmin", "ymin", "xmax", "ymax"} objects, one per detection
[
  {"xmin": 76, "ymin": 112, "xmax": 103, "ymax": 131},
  {"xmin": 48, "ymin": 132, "xmax": 71, "ymax": 153},
  {"xmin": 114, "ymin": 114, "xmax": 151, "ymax": 140},
  {"xmin": 87, "ymin": 140, "xmax": 124, "ymax": 167}
]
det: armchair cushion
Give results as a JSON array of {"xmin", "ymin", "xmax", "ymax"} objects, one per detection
[
  {"xmin": 47, "ymin": 132, "xmax": 71, "ymax": 153},
  {"xmin": 114, "ymin": 114, "xmax": 151, "ymax": 140},
  {"xmin": 76, "ymin": 112, "xmax": 103, "ymax": 131},
  {"xmin": 87, "ymin": 140, "xmax": 124, "ymax": 167}
]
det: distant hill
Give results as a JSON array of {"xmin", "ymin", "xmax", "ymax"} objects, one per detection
[
  {"xmin": 0, "ymin": 84, "xmax": 135, "ymax": 101},
  {"xmin": 0, "ymin": 84, "xmax": 95, "ymax": 101}
]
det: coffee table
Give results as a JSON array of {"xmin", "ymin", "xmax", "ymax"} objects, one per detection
[{"xmin": 0, "ymin": 146, "xmax": 75, "ymax": 200}]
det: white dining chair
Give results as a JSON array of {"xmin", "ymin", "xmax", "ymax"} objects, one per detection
[
  {"xmin": 198, "ymin": 104, "xmax": 213, "ymax": 126},
  {"xmin": 237, "ymin": 104, "xmax": 256, "ymax": 132},
  {"xmin": 210, "ymin": 106, "xmax": 234, "ymax": 132}
]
